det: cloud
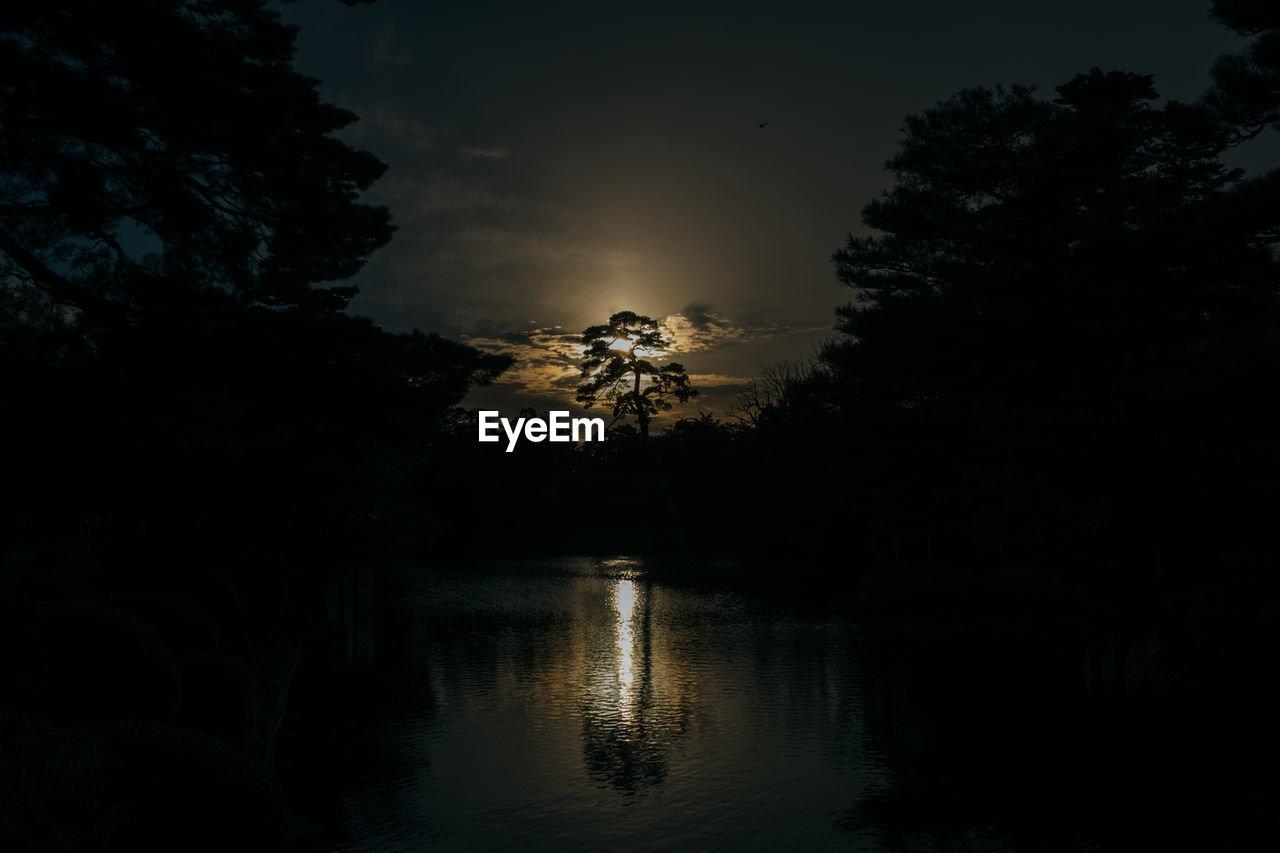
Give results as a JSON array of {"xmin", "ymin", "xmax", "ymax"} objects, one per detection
[
  {"xmin": 686, "ymin": 373, "xmax": 754, "ymax": 387},
  {"xmin": 340, "ymin": 109, "xmax": 510, "ymax": 166},
  {"xmin": 371, "ymin": 28, "xmax": 415, "ymax": 68},
  {"xmin": 340, "ymin": 103, "xmax": 445, "ymax": 152},
  {"xmin": 660, "ymin": 306, "xmax": 748, "ymax": 353},
  {"xmin": 463, "ymin": 327, "xmax": 586, "ymax": 398},
  {"xmin": 659, "ymin": 303, "xmax": 826, "ymax": 354},
  {"xmin": 458, "ymin": 146, "xmax": 510, "ymax": 159},
  {"xmin": 678, "ymin": 302, "xmax": 718, "ymax": 330},
  {"xmin": 381, "ymin": 176, "xmax": 519, "ymax": 216}
]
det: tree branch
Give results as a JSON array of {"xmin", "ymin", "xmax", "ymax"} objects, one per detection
[{"xmin": 0, "ymin": 227, "xmax": 109, "ymax": 315}]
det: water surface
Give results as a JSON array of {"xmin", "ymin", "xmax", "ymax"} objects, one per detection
[{"xmin": 335, "ymin": 556, "xmax": 888, "ymax": 851}]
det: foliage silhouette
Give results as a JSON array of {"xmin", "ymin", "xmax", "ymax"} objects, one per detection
[
  {"xmin": 701, "ymin": 62, "xmax": 1280, "ymax": 569},
  {"xmin": 731, "ymin": 355, "xmax": 833, "ymax": 428},
  {"xmin": 576, "ymin": 311, "xmax": 696, "ymax": 440},
  {"xmin": 827, "ymin": 69, "xmax": 1273, "ymax": 415},
  {"xmin": 0, "ymin": 4, "xmax": 510, "ymax": 847},
  {"xmin": 1207, "ymin": 0, "xmax": 1280, "ymax": 141},
  {"xmin": 0, "ymin": 0, "xmax": 513, "ymax": 564},
  {"xmin": 0, "ymin": 0, "xmax": 393, "ymax": 325}
]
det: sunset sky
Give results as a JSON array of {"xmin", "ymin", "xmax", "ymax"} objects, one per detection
[{"xmin": 281, "ymin": 0, "xmax": 1249, "ymax": 420}]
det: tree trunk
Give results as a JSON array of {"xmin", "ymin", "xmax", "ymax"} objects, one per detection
[{"xmin": 634, "ymin": 367, "xmax": 648, "ymax": 441}]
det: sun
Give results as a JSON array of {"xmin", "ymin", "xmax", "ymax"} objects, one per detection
[{"xmin": 606, "ymin": 334, "xmax": 666, "ymax": 358}]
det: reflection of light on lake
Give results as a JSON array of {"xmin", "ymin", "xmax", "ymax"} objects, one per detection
[{"xmin": 613, "ymin": 578, "xmax": 637, "ymax": 717}]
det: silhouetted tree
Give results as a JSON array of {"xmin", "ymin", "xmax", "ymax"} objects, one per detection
[
  {"xmin": 0, "ymin": 0, "xmax": 393, "ymax": 327},
  {"xmin": 0, "ymin": 1, "xmax": 510, "ymax": 563},
  {"xmin": 827, "ymin": 69, "xmax": 1275, "ymax": 415},
  {"xmin": 731, "ymin": 355, "xmax": 831, "ymax": 427},
  {"xmin": 1207, "ymin": 0, "xmax": 1280, "ymax": 141},
  {"xmin": 663, "ymin": 411, "xmax": 735, "ymax": 440},
  {"xmin": 576, "ymin": 311, "xmax": 695, "ymax": 440},
  {"xmin": 755, "ymin": 66, "xmax": 1280, "ymax": 565}
]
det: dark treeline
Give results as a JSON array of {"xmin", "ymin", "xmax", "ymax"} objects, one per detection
[
  {"xmin": 1, "ymin": 1, "xmax": 506, "ymax": 850},
  {"xmin": 4, "ymin": 0, "xmax": 1280, "ymax": 850}
]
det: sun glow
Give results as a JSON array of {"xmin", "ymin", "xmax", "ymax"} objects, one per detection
[{"xmin": 604, "ymin": 335, "xmax": 665, "ymax": 358}]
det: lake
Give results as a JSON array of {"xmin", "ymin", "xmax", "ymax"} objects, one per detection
[
  {"xmin": 319, "ymin": 556, "xmax": 914, "ymax": 852},
  {"xmin": 289, "ymin": 556, "xmax": 1279, "ymax": 851}
]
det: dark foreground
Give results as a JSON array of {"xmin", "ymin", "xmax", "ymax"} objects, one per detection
[{"xmin": 279, "ymin": 556, "xmax": 1280, "ymax": 852}]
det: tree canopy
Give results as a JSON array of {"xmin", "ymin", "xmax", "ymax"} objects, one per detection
[
  {"xmin": 576, "ymin": 311, "xmax": 696, "ymax": 440},
  {"xmin": 0, "ymin": 1, "xmax": 510, "ymax": 563},
  {"xmin": 827, "ymin": 68, "xmax": 1279, "ymax": 414},
  {"xmin": 1207, "ymin": 0, "xmax": 1280, "ymax": 141},
  {"xmin": 0, "ymin": 0, "xmax": 393, "ymax": 326}
]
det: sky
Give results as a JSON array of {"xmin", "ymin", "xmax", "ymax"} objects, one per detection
[{"xmin": 279, "ymin": 0, "xmax": 1249, "ymax": 422}]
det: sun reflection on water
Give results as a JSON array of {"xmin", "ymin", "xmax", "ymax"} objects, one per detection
[{"xmin": 613, "ymin": 578, "xmax": 637, "ymax": 717}]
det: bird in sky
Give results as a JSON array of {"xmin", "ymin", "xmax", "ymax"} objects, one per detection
[{"xmin": 758, "ymin": 121, "xmax": 769, "ymax": 128}]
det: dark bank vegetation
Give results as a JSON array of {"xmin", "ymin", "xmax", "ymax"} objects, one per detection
[
  {"xmin": 1, "ymin": 1, "xmax": 505, "ymax": 850},
  {"xmin": 5, "ymin": 0, "xmax": 1280, "ymax": 850}
]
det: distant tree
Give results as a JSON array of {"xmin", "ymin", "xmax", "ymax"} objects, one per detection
[
  {"xmin": 663, "ymin": 411, "xmax": 735, "ymax": 440},
  {"xmin": 576, "ymin": 311, "xmax": 695, "ymax": 440},
  {"xmin": 0, "ymin": 0, "xmax": 393, "ymax": 326},
  {"xmin": 731, "ymin": 355, "xmax": 831, "ymax": 427}
]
